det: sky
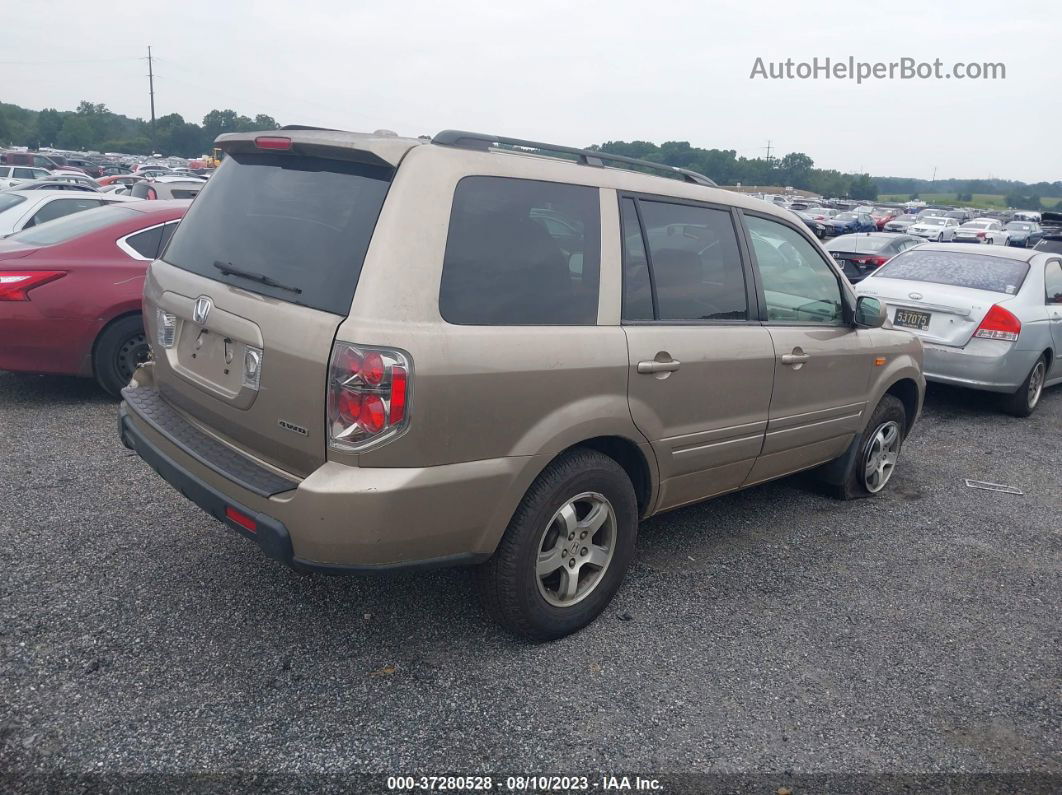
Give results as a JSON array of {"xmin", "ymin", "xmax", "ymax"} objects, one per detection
[{"xmin": 3, "ymin": 0, "xmax": 1060, "ymax": 183}]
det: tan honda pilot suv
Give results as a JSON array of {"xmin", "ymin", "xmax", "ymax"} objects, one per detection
[{"xmin": 119, "ymin": 128, "xmax": 925, "ymax": 640}]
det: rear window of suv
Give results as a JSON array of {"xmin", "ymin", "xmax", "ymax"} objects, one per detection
[
  {"xmin": 163, "ymin": 152, "xmax": 392, "ymax": 316},
  {"xmin": 873, "ymin": 250, "xmax": 1030, "ymax": 294}
]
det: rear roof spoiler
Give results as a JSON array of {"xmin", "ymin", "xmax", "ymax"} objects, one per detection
[{"xmin": 213, "ymin": 128, "xmax": 424, "ymax": 168}]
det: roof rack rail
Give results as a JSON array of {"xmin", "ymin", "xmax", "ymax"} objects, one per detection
[{"xmin": 432, "ymin": 130, "xmax": 717, "ymax": 187}]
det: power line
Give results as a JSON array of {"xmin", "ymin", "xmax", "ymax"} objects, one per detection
[
  {"xmin": 0, "ymin": 56, "xmax": 142, "ymax": 65},
  {"xmin": 147, "ymin": 46, "xmax": 156, "ymax": 153}
]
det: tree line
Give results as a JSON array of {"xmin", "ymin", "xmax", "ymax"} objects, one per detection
[
  {"xmin": 0, "ymin": 100, "xmax": 280, "ymax": 158},
  {"xmin": 0, "ymin": 100, "xmax": 1057, "ymax": 206}
]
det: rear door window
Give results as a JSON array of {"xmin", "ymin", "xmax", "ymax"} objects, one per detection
[
  {"xmin": 629, "ymin": 199, "xmax": 748, "ymax": 321},
  {"xmin": 1043, "ymin": 261, "xmax": 1062, "ymax": 304},
  {"xmin": 874, "ymin": 250, "xmax": 1030, "ymax": 294},
  {"xmin": 163, "ymin": 153, "xmax": 393, "ymax": 316},
  {"xmin": 439, "ymin": 176, "xmax": 600, "ymax": 325},
  {"xmin": 27, "ymin": 198, "xmax": 102, "ymax": 227}
]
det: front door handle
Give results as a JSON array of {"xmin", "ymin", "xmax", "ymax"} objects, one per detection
[
  {"xmin": 637, "ymin": 359, "xmax": 682, "ymax": 374},
  {"xmin": 781, "ymin": 352, "xmax": 810, "ymax": 366}
]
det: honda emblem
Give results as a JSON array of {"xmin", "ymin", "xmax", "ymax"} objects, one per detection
[{"xmin": 193, "ymin": 296, "xmax": 213, "ymax": 325}]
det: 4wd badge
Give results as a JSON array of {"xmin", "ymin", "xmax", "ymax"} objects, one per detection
[{"xmin": 278, "ymin": 419, "xmax": 308, "ymax": 437}]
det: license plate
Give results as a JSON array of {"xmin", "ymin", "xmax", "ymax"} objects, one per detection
[{"xmin": 894, "ymin": 308, "xmax": 931, "ymax": 331}]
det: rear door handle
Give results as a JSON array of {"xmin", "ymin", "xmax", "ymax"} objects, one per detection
[
  {"xmin": 637, "ymin": 359, "xmax": 681, "ymax": 374},
  {"xmin": 781, "ymin": 353, "xmax": 810, "ymax": 365}
]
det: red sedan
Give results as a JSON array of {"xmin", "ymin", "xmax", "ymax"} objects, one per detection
[{"xmin": 0, "ymin": 200, "xmax": 189, "ymax": 395}]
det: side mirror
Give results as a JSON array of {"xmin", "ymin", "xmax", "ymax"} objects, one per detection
[{"xmin": 855, "ymin": 295, "xmax": 886, "ymax": 328}]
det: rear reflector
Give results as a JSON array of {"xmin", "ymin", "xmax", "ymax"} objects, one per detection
[
  {"xmin": 225, "ymin": 506, "xmax": 257, "ymax": 532},
  {"xmin": 974, "ymin": 304, "xmax": 1021, "ymax": 342},
  {"xmin": 0, "ymin": 270, "xmax": 66, "ymax": 301},
  {"xmin": 254, "ymin": 136, "xmax": 292, "ymax": 150}
]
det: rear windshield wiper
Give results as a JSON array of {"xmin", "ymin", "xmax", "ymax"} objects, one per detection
[{"xmin": 213, "ymin": 260, "xmax": 302, "ymax": 295}]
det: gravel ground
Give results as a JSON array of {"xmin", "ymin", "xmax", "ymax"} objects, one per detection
[{"xmin": 1, "ymin": 370, "xmax": 1059, "ymax": 788}]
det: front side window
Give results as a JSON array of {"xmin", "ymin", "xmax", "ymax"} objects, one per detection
[
  {"xmin": 633, "ymin": 199, "xmax": 748, "ymax": 321},
  {"xmin": 746, "ymin": 214, "xmax": 844, "ymax": 324},
  {"xmin": 440, "ymin": 176, "xmax": 600, "ymax": 325}
]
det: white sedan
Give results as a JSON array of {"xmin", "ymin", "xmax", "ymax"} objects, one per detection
[
  {"xmin": 0, "ymin": 190, "xmax": 139, "ymax": 237},
  {"xmin": 0, "ymin": 165, "xmax": 51, "ymax": 190},
  {"xmin": 953, "ymin": 218, "xmax": 1009, "ymax": 246},
  {"xmin": 907, "ymin": 215, "xmax": 960, "ymax": 242}
]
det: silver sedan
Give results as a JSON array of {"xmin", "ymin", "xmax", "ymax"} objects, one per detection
[{"xmin": 855, "ymin": 243, "xmax": 1062, "ymax": 416}]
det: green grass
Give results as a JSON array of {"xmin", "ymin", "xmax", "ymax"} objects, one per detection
[{"xmin": 879, "ymin": 193, "xmax": 1062, "ymax": 210}]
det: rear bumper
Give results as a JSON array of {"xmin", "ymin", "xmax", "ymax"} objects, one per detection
[
  {"xmin": 922, "ymin": 340, "xmax": 1039, "ymax": 392},
  {"xmin": 119, "ymin": 383, "xmax": 525, "ymax": 572}
]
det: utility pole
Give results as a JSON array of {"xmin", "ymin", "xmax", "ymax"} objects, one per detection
[
  {"xmin": 147, "ymin": 46, "xmax": 156, "ymax": 154},
  {"xmin": 763, "ymin": 140, "xmax": 773, "ymax": 167}
]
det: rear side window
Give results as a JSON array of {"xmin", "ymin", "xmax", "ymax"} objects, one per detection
[
  {"xmin": 164, "ymin": 153, "xmax": 392, "ymax": 316},
  {"xmin": 27, "ymin": 198, "xmax": 102, "ymax": 227},
  {"xmin": 1045, "ymin": 261, "xmax": 1062, "ymax": 304},
  {"xmin": 636, "ymin": 200, "xmax": 748, "ymax": 321},
  {"xmin": 620, "ymin": 198, "xmax": 653, "ymax": 320},
  {"xmin": 440, "ymin": 176, "xmax": 600, "ymax": 325},
  {"xmin": 8, "ymin": 205, "xmax": 137, "ymax": 246},
  {"xmin": 123, "ymin": 224, "xmax": 165, "ymax": 259},
  {"xmin": 874, "ymin": 250, "xmax": 1030, "ymax": 294}
]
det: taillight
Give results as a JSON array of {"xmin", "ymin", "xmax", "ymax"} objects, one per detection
[
  {"xmin": 0, "ymin": 270, "xmax": 65, "ymax": 301},
  {"xmin": 974, "ymin": 304, "xmax": 1021, "ymax": 342},
  {"xmin": 976, "ymin": 231, "xmax": 986, "ymax": 239},
  {"xmin": 327, "ymin": 342, "xmax": 411, "ymax": 451},
  {"xmin": 146, "ymin": 186, "xmax": 157, "ymax": 200},
  {"xmin": 866, "ymin": 255, "xmax": 888, "ymax": 267},
  {"xmin": 155, "ymin": 308, "xmax": 177, "ymax": 348}
]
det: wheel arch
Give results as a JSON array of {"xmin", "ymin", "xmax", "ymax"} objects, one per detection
[
  {"xmin": 480, "ymin": 433, "xmax": 659, "ymax": 559},
  {"xmin": 884, "ymin": 377, "xmax": 922, "ymax": 435}
]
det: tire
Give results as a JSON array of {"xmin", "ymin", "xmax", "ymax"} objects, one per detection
[
  {"xmin": 1001, "ymin": 355, "xmax": 1047, "ymax": 418},
  {"xmin": 92, "ymin": 314, "xmax": 149, "ymax": 398},
  {"xmin": 936, "ymin": 233, "xmax": 944, "ymax": 242},
  {"xmin": 476, "ymin": 449, "xmax": 638, "ymax": 641},
  {"xmin": 828, "ymin": 394, "xmax": 907, "ymax": 500}
]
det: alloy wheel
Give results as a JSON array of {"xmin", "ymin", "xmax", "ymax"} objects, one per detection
[
  {"xmin": 1027, "ymin": 360, "xmax": 1046, "ymax": 410},
  {"xmin": 535, "ymin": 492, "xmax": 616, "ymax": 607},
  {"xmin": 863, "ymin": 421, "xmax": 900, "ymax": 493}
]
